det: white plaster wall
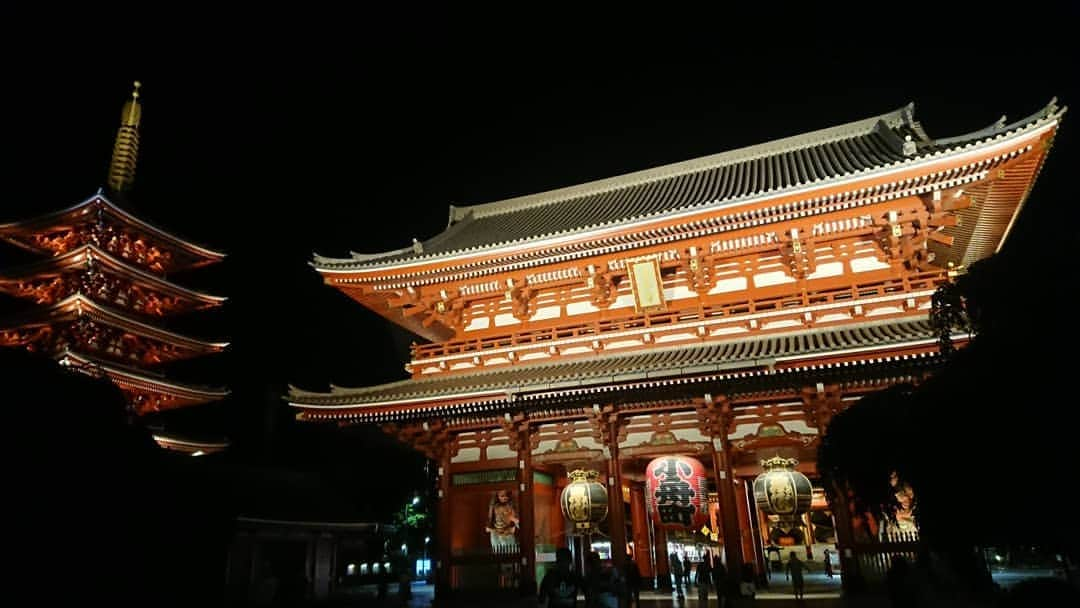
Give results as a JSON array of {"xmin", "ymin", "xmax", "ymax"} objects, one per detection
[
  {"xmin": 709, "ymin": 276, "xmax": 748, "ymax": 295},
  {"xmin": 656, "ymin": 331, "xmax": 698, "ymax": 343},
  {"xmin": 762, "ymin": 318, "xmax": 802, "ymax": 330},
  {"xmin": 806, "ymin": 261, "xmax": 844, "ymax": 280},
  {"xmin": 670, "ymin": 427, "xmax": 708, "ymax": 443},
  {"xmin": 621, "ymin": 431, "xmax": 655, "ymax": 447},
  {"xmin": 464, "ymin": 316, "xmax": 490, "ymax": 331},
  {"xmin": 533, "ymin": 305, "xmax": 561, "ymax": 321},
  {"xmin": 850, "ymin": 256, "xmax": 891, "ymax": 272},
  {"xmin": 816, "ymin": 312, "xmax": 852, "ymax": 324},
  {"xmin": 494, "ymin": 313, "xmax": 521, "ymax": 327},
  {"xmin": 754, "ymin": 271, "xmax": 796, "ymax": 288},
  {"xmin": 566, "ymin": 301, "xmax": 599, "ymax": 316},
  {"xmin": 486, "ymin": 444, "xmax": 517, "ymax": 460},
  {"xmin": 778, "ymin": 420, "xmax": 818, "ymax": 435},
  {"xmin": 866, "ymin": 305, "xmax": 904, "ymax": 317},
  {"xmin": 452, "ymin": 447, "xmax": 481, "ymax": 464},
  {"xmin": 665, "ymin": 285, "xmax": 696, "ymax": 301}
]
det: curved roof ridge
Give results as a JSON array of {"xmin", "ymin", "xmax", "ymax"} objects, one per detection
[
  {"xmin": 289, "ymin": 316, "xmax": 933, "ymax": 403},
  {"xmin": 0, "ymin": 192, "xmax": 226, "ymax": 262},
  {"xmin": 0, "ymin": 243, "xmax": 226, "ymax": 303},
  {"xmin": 59, "ymin": 349, "xmax": 231, "ymax": 395},
  {"xmin": 317, "ymin": 99, "xmax": 1063, "ymax": 271},
  {"xmin": 930, "ymin": 99, "xmax": 1064, "ymax": 148},
  {"xmin": 1, "ymin": 293, "xmax": 230, "ymax": 350},
  {"xmin": 451, "ymin": 103, "xmax": 915, "ymax": 223}
]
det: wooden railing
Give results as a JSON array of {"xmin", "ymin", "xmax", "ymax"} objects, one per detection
[
  {"xmin": 850, "ymin": 529, "xmax": 922, "ymax": 586},
  {"xmin": 412, "ymin": 270, "xmax": 946, "ymax": 361}
]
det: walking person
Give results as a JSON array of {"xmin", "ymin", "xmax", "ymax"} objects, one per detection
[
  {"xmin": 622, "ymin": 554, "xmax": 642, "ymax": 608},
  {"xmin": 695, "ymin": 552, "xmax": 712, "ymax": 605},
  {"xmin": 711, "ymin": 555, "xmax": 728, "ymax": 607},
  {"xmin": 539, "ymin": 547, "xmax": 584, "ymax": 608},
  {"xmin": 584, "ymin": 551, "xmax": 624, "ymax": 608},
  {"xmin": 823, "ymin": 548, "xmax": 834, "ymax": 579},
  {"xmin": 785, "ymin": 551, "xmax": 807, "ymax": 600},
  {"xmin": 682, "ymin": 553, "xmax": 692, "ymax": 589},
  {"xmin": 669, "ymin": 551, "xmax": 684, "ymax": 599}
]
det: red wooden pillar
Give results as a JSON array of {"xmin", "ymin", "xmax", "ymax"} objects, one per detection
[
  {"xmin": 711, "ymin": 439, "xmax": 744, "ymax": 578},
  {"xmin": 831, "ymin": 483, "xmax": 860, "ymax": 592},
  {"xmin": 739, "ymin": 478, "xmax": 768, "ymax": 585},
  {"xmin": 629, "ymin": 484, "xmax": 654, "ymax": 579},
  {"xmin": 518, "ymin": 422, "xmax": 536, "ymax": 593},
  {"xmin": 607, "ymin": 418, "xmax": 627, "ymax": 572},
  {"xmin": 435, "ymin": 450, "xmax": 453, "ymax": 598},
  {"xmin": 734, "ymin": 479, "xmax": 756, "ymax": 566}
]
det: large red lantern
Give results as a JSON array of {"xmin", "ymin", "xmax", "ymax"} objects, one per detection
[{"xmin": 646, "ymin": 456, "xmax": 708, "ymax": 530}]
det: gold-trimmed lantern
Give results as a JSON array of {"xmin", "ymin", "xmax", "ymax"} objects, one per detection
[
  {"xmin": 560, "ymin": 469, "xmax": 609, "ymax": 533},
  {"xmin": 753, "ymin": 456, "xmax": 813, "ymax": 531}
]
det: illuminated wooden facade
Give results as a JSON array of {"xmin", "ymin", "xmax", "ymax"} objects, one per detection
[
  {"xmin": 291, "ymin": 100, "xmax": 1064, "ymax": 594},
  {"xmin": 0, "ymin": 84, "xmax": 230, "ymax": 452}
]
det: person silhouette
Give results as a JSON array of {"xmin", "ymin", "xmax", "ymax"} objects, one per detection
[
  {"xmin": 785, "ymin": 551, "xmax": 806, "ymax": 600},
  {"xmin": 539, "ymin": 547, "xmax": 584, "ymax": 608},
  {"xmin": 711, "ymin": 555, "xmax": 729, "ymax": 606},
  {"xmin": 696, "ymin": 553, "xmax": 712, "ymax": 604},
  {"xmin": 622, "ymin": 553, "xmax": 642, "ymax": 608},
  {"xmin": 668, "ymin": 551, "xmax": 684, "ymax": 599}
]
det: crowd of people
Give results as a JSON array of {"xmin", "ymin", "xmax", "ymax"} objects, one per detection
[{"xmin": 539, "ymin": 546, "xmax": 761, "ymax": 607}]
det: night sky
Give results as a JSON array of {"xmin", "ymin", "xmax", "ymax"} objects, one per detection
[{"xmin": 3, "ymin": 19, "xmax": 1077, "ymax": 520}]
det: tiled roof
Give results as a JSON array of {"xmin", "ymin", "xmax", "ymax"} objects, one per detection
[
  {"xmin": 316, "ymin": 100, "xmax": 1064, "ymax": 270},
  {"xmin": 0, "ymin": 244, "xmax": 225, "ymax": 307},
  {"xmin": 0, "ymin": 294, "xmax": 229, "ymax": 355},
  {"xmin": 59, "ymin": 349, "xmax": 230, "ymax": 400},
  {"xmin": 290, "ymin": 317, "xmax": 940, "ymax": 410},
  {"xmin": 0, "ymin": 193, "xmax": 225, "ymax": 269}
]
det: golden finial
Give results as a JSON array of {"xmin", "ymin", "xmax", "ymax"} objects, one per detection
[
  {"xmin": 108, "ymin": 81, "xmax": 142, "ymax": 193},
  {"xmin": 123, "ymin": 81, "xmax": 142, "ymax": 124}
]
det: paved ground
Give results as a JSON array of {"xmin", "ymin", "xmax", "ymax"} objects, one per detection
[
  {"xmin": 327, "ymin": 567, "xmax": 1069, "ymax": 606},
  {"xmin": 334, "ymin": 574, "xmax": 854, "ymax": 606}
]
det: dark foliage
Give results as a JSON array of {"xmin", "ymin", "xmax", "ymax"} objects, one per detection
[
  {"xmin": 818, "ymin": 383, "xmax": 916, "ymax": 524},
  {"xmin": 820, "ymin": 250, "xmax": 1080, "ymax": 558}
]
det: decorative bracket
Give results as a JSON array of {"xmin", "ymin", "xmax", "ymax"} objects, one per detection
[
  {"xmin": 383, "ymin": 419, "xmax": 452, "ymax": 460},
  {"xmin": 800, "ymin": 383, "xmax": 844, "ymax": 431}
]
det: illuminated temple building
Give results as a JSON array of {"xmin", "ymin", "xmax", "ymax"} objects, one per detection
[
  {"xmin": 290, "ymin": 100, "xmax": 1064, "ymax": 595},
  {"xmin": 0, "ymin": 83, "xmax": 229, "ymax": 455}
]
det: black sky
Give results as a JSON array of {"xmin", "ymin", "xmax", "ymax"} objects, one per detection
[{"xmin": 3, "ymin": 17, "xmax": 1077, "ymax": 518}]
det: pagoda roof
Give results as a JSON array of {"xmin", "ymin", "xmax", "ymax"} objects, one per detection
[
  {"xmin": 315, "ymin": 99, "xmax": 1065, "ymax": 271},
  {"xmin": 0, "ymin": 192, "xmax": 225, "ymax": 270},
  {"xmin": 0, "ymin": 244, "xmax": 226, "ymax": 308},
  {"xmin": 150, "ymin": 432, "xmax": 230, "ymax": 455},
  {"xmin": 290, "ymin": 316, "xmax": 946, "ymax": 421},
  {"xmin": 0, "ymin": 293, "xmax": 229, "ymax": 357},
  {"xmin": 58, "ymin": 349, "xmax": 230, "ymax": 407}
]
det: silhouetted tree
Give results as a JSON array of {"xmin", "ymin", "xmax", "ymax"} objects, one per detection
[{"xmin": 820, "ymin": 249, "xmax": 1080, "ymax": 590}]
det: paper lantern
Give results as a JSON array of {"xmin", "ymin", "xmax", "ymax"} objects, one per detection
[
  {"xmin": 646, "ymin": 456, "xmax": 708, "ymax": 530},
  {"xmin": 753, "ymin": 456, "xmax": 812, "ymax": 531},
  {"xmin": 560, "ymin": 469, "xmax": 608, "ymax": 532}
]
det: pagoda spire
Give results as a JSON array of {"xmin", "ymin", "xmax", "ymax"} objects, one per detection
[{"xmin": 107, "ymin": 81, "xmax": 142, "ymax": 194}]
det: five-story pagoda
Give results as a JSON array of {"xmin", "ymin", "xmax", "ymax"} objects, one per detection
[{"xmin": 0, "ymin": 83, "xmax": 230, "ymax": 455}]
